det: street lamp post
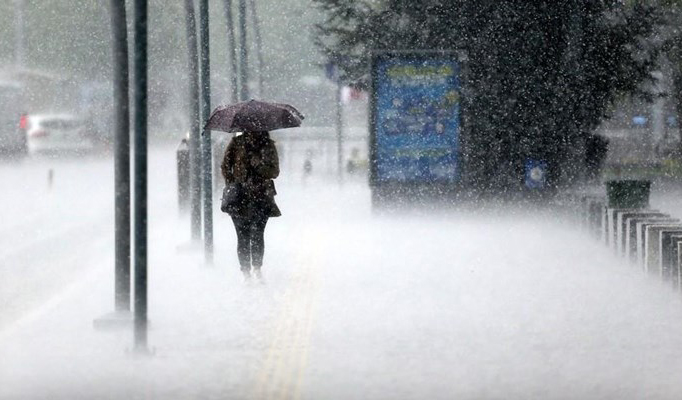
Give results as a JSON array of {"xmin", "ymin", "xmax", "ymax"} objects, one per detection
[
  {"xmin": 238, "ymin": 0, "xmax": 249, "ymax": 101},
  {"xmin": 13, "ymin": 0, "xmax": 24, "ymax": 67},
  {"xmin": 133, "ymin": 0, "xmax": 149, "ymax": 353},
  {"xmin": 93, "ymin": 0, "xmax": 133, "ymax": 332},
  {"xmin": 222, "ymin": 0, "xmax": 239, "ymax": 103},
  {"xmin": 249, "ymin": 0, "xmax": 263, "ymax": 97},
  {"xmin": 110, "ymin": 0, "xmax": 131, "ymax": 313},
  {"xmin": 185, "ymin": 0, "xmax": 202, "ymax": 242},
  {"xmin": 336, "ymin": 79, "xmax": 344, "ymax": 184},
  {"xmin": 199, "ymin": 0, "xmax": 213, "ymax": 263}
]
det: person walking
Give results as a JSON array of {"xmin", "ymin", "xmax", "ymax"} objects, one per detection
[{"xmin": 221, "ymin": 130, "xmax": 281, "ymax": 282}]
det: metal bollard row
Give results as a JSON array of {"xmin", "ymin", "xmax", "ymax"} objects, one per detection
[{"xmin": 574, "ymin": 194, "xmax": 682, "ymax": 290}]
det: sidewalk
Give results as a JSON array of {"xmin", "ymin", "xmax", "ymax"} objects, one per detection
[{"xmin": 4, "ymin": 177, "xmax": 682, "ymax": 399}]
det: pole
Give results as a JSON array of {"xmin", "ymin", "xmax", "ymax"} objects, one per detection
[
  {"xmin": 133, "ymin": 0, "xmax": 149, "ymax": 352},
  {"xmin": 249, "ymin": 0, "xmax": 263, "ymax": 98},
  {"xmin": 110, "ymin": 0, "xmax": 131, "ymax": 313},
  {"xmin": 222, "ymin": 0, "xmax": 239, "ymax": 103},
  {"xmin": 185, "ymin": 0, "xmax": 202, "ymax": 241},
  {"xmin": 335, "ymin": 77, "xmax": 343, "ymax": 184},
  {"xmin": 238, "ymin": 0, "xmax": 249, "ymax": 101},
  {"xmin": 199, "ymin": 0, "xmax": 213, "ymax": 263},
  {"xmin": 13, "ymin": 0, "xmax": 24, "ymax": 67}
]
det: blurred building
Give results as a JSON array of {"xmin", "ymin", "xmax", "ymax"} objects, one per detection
[{"xmin": 596, "ymin": 67, "xmax": 679, "ymax": 168}]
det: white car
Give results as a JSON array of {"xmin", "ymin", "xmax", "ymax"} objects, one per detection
[{"xmin": 26, "ymin": 114, "xmax": 94, "ymax": 156}]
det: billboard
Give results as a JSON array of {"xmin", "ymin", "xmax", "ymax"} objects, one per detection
[{"xmin": 370, "ymin": 52, "xmax": 462, "ymax": 185}]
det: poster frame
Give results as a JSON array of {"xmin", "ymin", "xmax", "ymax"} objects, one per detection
[{"xmin": 369, "ymin": 50, "xmax": 469, "ymax": 205}]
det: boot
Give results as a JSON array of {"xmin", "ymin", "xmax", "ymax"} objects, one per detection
[
  {"xmin": 253, "ymin": 267, "xmax": 265, "ymax": 284},
  {"xmin": 242, "ymin": 268, "xmax": 252, "ymax": 283}
]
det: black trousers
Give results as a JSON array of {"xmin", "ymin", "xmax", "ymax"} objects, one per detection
[{"xmin": 231, "ymin": 215, "xmax": 268, "ymax": 271}]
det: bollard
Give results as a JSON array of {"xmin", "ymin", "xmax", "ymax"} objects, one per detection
[
  {"xmin": 584, "ymin": 196, "xmax": 606, "ymax": 237},
  {"xmin": 48, "ymin": 168, "xmax": 54, "ymax": 190},
  {"xmin": 644, "ymin": 224, "xmax": 682, "ymax": 275},
  {"xmin": 616, "ymin": 211, "xmax": 661, "ymax": 256},
  {"xmin": 635, "ymin": 220, "xmax": 674, "ymax": 266},
  {"xmin": 177, "ymin": 138, "xmax": 190, "ymax": 213},
  {"xmin": 605, "ymin": 180, "xmax": 650, "ymax": 252},
  {"xmin": 601, "ymin": 202, "xmax": 608, "ymax": 245},
  {"xmin": 635, "ymin": 219, "xmax": 678, "ymax": 266},
  {"xmin": 579, "ymin": 195, "xmax": 592, "ymax": 229},
  {"xmin": 606, "ymin": 208, "xmax": 637, "ymax": 250},
  {"xmin": 584, "ymin": 198, "xmax": 609, "ymax": 243},
  {"xmin": 624, "ymin": 214, "xmax": 669, "ymax": 260},
  {"xmin": 645, "ymin": 225, "xmax": 682, "ymax": 276},
  {"xmin": 581, "ymin": 197, "xmax": 588, "ymax": 227},
  {"xmin": 661, "ymin": 233, "xmax": 682, "ymax": 283}
]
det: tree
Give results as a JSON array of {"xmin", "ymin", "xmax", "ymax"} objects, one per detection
[{"xmin": 314, "ymin": 0, "xmax": 663, "ymax": 193}]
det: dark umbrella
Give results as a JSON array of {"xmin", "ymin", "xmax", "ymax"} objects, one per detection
[{"xmin": 204, "ymin": 99, "xmax": 304, "ymax": 133}]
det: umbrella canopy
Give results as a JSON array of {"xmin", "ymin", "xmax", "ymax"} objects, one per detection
[{"xmin": 204, "ymin": 99, "xmax": 304, "ymax": 133}]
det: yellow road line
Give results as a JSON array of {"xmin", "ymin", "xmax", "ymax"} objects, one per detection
[
  {"xmin": 292, "ymin": 264, "xmax": 320, "ymax": 400},
  {"xmin": 271, "ymin": 274, "xmax": 305, "ymax": 399},
  {"xmin": 255, "ymin": 273, "xmax": 300, "ymax": 398},
  {"xmin": 253, "ymin": 229, "xmax": 325, "ymax": 400}
]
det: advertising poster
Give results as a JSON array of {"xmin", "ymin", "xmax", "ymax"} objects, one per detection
[{"xmin": 372, "ymin": 53, "xmax": 461, "ymax": 184}]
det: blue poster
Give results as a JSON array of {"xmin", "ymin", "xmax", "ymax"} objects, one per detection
[{"xmin": 374, "ymin": 57, "xmax": 461, "ymax": 183}]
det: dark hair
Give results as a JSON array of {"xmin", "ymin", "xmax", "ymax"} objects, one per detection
[{"xmin": 246, "ymin": 131, "xmax": 270, "ymax": 142}]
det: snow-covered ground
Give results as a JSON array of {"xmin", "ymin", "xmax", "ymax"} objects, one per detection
[{"xmin": 3, "ymin": 147, "xmax": 682, "ymax": 399}]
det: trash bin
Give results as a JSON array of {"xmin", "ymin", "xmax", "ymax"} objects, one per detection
[
  {"xmin": 177, "ymin": 138, "xmax": 190, "ymax": 213},
  {"xmin": 606, "ymin": 179, "xmax": 651, "ymax": 209}
]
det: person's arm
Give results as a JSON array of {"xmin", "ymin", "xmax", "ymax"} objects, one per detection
[{"xmin": 221, "ymin": 140, "xmax": 235, "ymax": 183}]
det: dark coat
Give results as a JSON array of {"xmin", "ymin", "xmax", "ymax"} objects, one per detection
[{"xmin": 221, "ymin": 132, "xmax": 281, "ymax": 218}]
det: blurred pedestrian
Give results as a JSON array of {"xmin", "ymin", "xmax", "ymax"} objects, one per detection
[
  {"xmin": 302, "ymin": 148, "xmax": 313, "ymax": 185},
  {"xmin": 346, "ymin": 147, "xmax": 361, "ymax": 175},
  {"xmin": 221, "ymin": 130, "xmax": 281, "ymax": 282}
]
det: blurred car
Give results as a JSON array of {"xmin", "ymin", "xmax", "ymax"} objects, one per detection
[
  {"xmin": 25, "ymin": 114, "xmax": 95, "ymax": 156},
  {"xmin": 0, "ymin": 81, "xmax": 28, "ymax": 157}
]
